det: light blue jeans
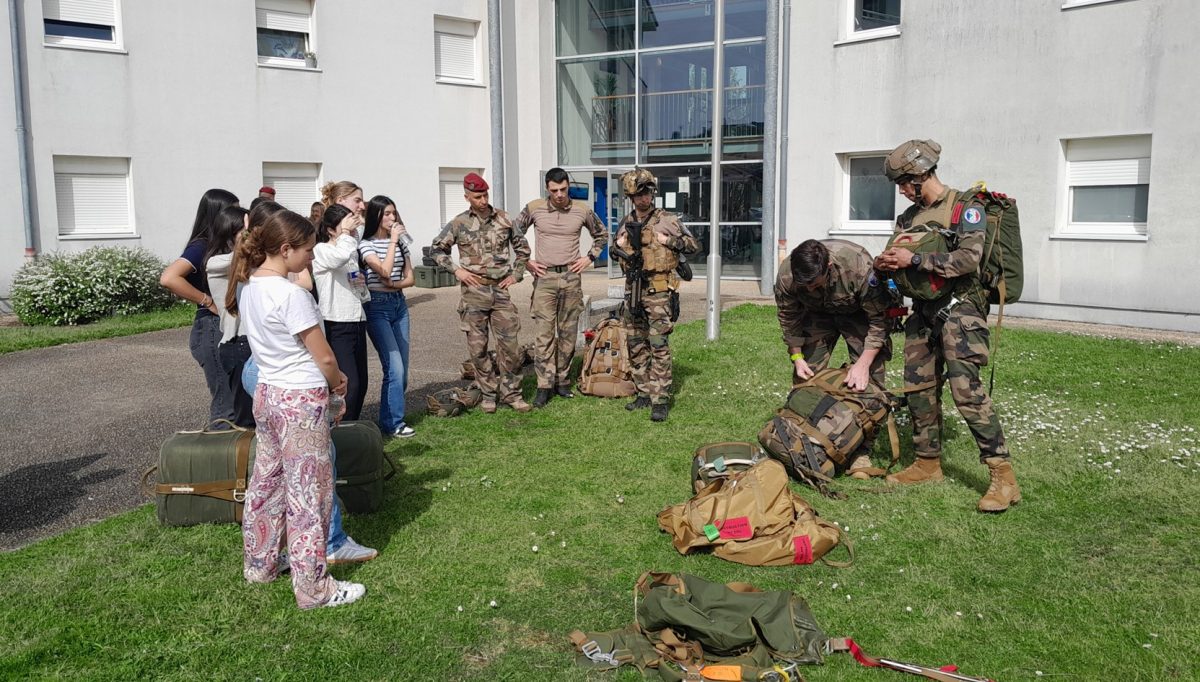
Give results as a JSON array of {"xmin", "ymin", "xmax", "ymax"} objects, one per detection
[
  {"xmin": 242, "ymin": 358, "xmax": 348, "ymax": 553},
  {"xmin": 364, "ymin": 290, "xmax": 411, "ymax": 433}
]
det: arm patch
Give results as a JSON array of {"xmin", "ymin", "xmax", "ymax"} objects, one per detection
[{"xmin": 960, "ymin": 203, "xmax": 986, "ymax": 232}]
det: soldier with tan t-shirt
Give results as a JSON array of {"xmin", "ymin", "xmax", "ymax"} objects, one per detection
[{"xmin": 513, "ymin": 168, "xmax": 608, "ymax": 408}]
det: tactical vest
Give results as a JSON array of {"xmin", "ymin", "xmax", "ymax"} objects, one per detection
[
  {"xmin": 886, "ymin": 190, "xmax": 985, "ymax": 307},
  {"xmin": 639, "ymin": 221, "xmax": 681, "ymax": 293}
]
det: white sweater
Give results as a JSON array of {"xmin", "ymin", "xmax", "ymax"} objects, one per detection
[{"xmin": 313, "ymin": 234, "xmax": 369, "ymax": 323}]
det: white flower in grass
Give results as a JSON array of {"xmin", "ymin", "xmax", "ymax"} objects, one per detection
[
  {"xmin": 1035, "ymin": 671, "xmax": 1043, "ymax": 677},
  {"xmin": 846, "ymin": 595, "xmax": 852, "ymax": 601},
  {"xmin": 456, "ymin": 605, "xmax": 464, "ymax": 613},
  {"xmin": 560, "ymin": 540, "xmax": 566, "ymax": 548},
  {"xmin": 905, "ymin": 606, "xmax": 912, "ymax": 613},
  {"xmin": 1142, "ymin": 643, "xmax": 1152, "ymax": 649},
  {"xmin": 831, "ymin": 583, "xmax": 839, "ymax": 590},
  {"xmin": 489, "ymin": 600, "xmax": 498, "ymax": 608},
  {"xmin": 532, "ymin": 545, "xmax": 539, "ymax": 553}
]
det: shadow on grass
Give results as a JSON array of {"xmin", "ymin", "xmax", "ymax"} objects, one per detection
[{"xmin": 0, "ymin": 453, "xmax": 123, "ymax": 534}]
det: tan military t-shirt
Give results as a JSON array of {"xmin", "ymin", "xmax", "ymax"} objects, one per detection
[{"xmin": 514, "ymin": 199, "xmax": 607, "ymax": 267}]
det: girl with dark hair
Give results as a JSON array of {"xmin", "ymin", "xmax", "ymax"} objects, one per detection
[
  {"xmin": 160, "ymin": 188, "xmax": 240, "ymax": 425},
  {"xmin": 313, "ymin": 205, "xmax": 371, "ymax": 420},
  {"xmin": 359, "ymin": 195, "xmax": 415, "ymax": 438},
  {"xmin": 228, "ymin": 210, "xmax": 365, "ymax": 610}
]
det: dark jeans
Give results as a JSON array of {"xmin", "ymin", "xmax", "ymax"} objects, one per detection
[
  {"xmin": 188, "ymin": 309, "xmax": 235, "ymax": 426},
  {"xmin": 217, "ymin": 335, "xmax": 256, "ymax": 428},
  {"xmin": 325, "ymin": 320, "xmax": 368, "ymax": 421}
]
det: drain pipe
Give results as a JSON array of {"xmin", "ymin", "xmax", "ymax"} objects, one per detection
[
  {"xmin": 9, "ymin": 0, "xmax": 35, "ymax": 260},
  {"xmin": 759, "ymin": 0, "xmax": 779, "ymax": 296},
  {"xmin": 487, "ymin": 0, "xmax": 505, "ymax": 209}
]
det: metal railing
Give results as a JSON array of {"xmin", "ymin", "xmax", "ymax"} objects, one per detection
[{"xmin": 591, "ymin": 84, "xmax": 764, "ymax": 147}]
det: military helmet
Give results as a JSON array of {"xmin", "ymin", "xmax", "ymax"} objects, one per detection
[
  {"xmin": 884, "ymin": 139, "xmax": 942, "ymax": 182},
  {"xmin": 621, "ymin": 168, "xmax": 657, "ymax": 196}
]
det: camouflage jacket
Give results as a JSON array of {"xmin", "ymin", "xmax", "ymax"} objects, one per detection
[
  {"xmin": 775, "ymin": 240, "xmax": 891, "ymax": 351},
  {"xmin": 895, "ymin": 186, "xmax": 986, "ymax": 281},
  {"xmin": 613, "ymin": 208, "xmax": 700, "ymax": 273},
  {"xmin": 431, "ymin": 206, "xmax": 530, "ymax": 282}
]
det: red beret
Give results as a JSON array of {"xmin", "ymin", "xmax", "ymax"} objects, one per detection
[
  {"xmin": 258, "ymin": 186, "xmax": 276, "ymax": 195},
  {"xmin": 463, "ymin": 172, "xmax": 489, "ymax": 192}
]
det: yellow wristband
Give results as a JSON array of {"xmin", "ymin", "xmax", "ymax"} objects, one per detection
[{"xmin": 790, "ymin": 352, "xmax": 804, "ymax": 362}]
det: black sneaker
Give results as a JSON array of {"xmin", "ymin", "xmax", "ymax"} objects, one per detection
[
  {"xmin": 626, "ymin": 396, "xmax": 651, "ymax": 411},
  {"xmin": 555, "ymin": 385, "xmax": 575, "ymax": 399},
  {"xmin": 533, "ymin": 388, "xmax": 552, "ymax": 408},
  {"xmin": 650, "ymin": 403, "xmax": 669, "ymax": 422}
]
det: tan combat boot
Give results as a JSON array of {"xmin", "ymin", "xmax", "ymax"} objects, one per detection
[
  {"xmin": 886, "ymin": 457, "xmax": 944, "ymax": 485},
  {"xmin": 978, "ymin": 457, "xmax": 1021, "ymax": 512},
  {"xmin": 847, "ymin": 454, "xmax": 875, "ymax": 480}
]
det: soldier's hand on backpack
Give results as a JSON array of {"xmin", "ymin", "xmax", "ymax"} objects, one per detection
[
  {"xmin": 844, "ymin": 364, "xmax": 869, "ymax": 392},
  {"xmin": 793, "ymin": 358, "xmax": 814, "ymax": 381}
]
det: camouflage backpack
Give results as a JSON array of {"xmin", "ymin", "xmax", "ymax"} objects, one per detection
[
  {"xmin": 578, "ymin": 314, "xmax": 636, "ymax": 398},
  {"xmin": 425, "ymin": 385, "xmax": 482, "ymax": 417}
]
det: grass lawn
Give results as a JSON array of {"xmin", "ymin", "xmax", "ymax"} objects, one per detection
[
  {"xmin": 0, "ymin": 303, "xmax": 194, "ymax": 354},
  {"xmin": 2, "ymin": 304, "xmax": 1197, "ymax": 680}
]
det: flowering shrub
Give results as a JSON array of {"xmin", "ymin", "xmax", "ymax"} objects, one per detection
[{"xmin": 10, "ymin": 247, "xmax": 176, "ymax": 325}]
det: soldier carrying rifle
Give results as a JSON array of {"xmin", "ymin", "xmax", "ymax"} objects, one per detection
[{"xmin": 611, "ymin": 169, "xmax": 699, "ymax": 423}]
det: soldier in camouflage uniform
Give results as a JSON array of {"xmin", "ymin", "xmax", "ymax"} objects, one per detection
[
  {"xmin": 431, "ymin": 172, "xmax": 533, "ymax": 413},
  {"xmin": 775, "ymin": 238, "xmax": 894, "ymax": 479},
  {"xmin": 513, "ymin": 168, "xmax": 608, "ymax": 408},
  {"xmin": 612, "ymin": 169, "xmax": 700, "ymax": 422},
  {"xmin": 875, "ymin": 139, "xmax": 1021, "ymax": 512}
]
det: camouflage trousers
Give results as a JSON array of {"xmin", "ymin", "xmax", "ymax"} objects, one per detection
[
  {"xmin": 794, "ymin": 309, "xmax": 892, "ymax": 387},
  {"xmin": 625, "ymin": 290, "xmax": 675, "ymax": 405},
  {"xmin": 903, "ymin": 303, "xmax": 1009, "ymax": 462},
  {"xmin": 457, "ymin": 284, "xmax": 522, "ymax": 404},
  {"xmin": 529, "ymin": 269, "xmax": 584, "ymax": 389}
]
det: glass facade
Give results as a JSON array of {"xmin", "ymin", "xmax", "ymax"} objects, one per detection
[{"xmin": 556, "ymin": 0, "xmax": 767, "ymax": 278}]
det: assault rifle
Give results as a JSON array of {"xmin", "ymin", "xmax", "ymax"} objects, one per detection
[{"xmin": 610, "ymin": 220, "xmax": 646, "ymax": 320}]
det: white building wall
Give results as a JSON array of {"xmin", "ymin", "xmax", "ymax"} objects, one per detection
[
  {"xmin": 0, "ymin": 0, "xmax": 29, "ymax": 301},
  {"xmin": 2, "ymin": 0, "xmax": 496, "ymax": 301},
  {"xmin": 785, "ymin": 0, "xmax": 1200, "ymax": 331}
]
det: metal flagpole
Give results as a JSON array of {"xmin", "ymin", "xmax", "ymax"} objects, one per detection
[{"xmin": 706, "ymin": 0, "xmax": 726, "ymax": 341}]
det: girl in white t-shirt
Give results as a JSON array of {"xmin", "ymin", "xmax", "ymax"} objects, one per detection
[{"xmin": 225, "ymin": 210, "xmax": 365, "ymax": 609}]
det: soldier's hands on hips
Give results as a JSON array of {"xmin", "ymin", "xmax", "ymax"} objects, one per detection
[
  {"xmin": 569, "ymin": 256, "xmax": 591, "ymax": 274},
  {"xmin": 844, "ymin": 364, "xmax": 869, "ymax": 392},
  {"xmin": 455, "ymin": 268, "xmax": 483, "ymax": 287},
  {"xmin": 498, "ymin": 275, "xmax": 517, "ymax": 289},
  {"xmin": 527, "ymin": 259, "xmax": 547, "ymax": 277},
  {"xmin": 794, "ymin": 358, "xmax": 814, "ymax": 381}
]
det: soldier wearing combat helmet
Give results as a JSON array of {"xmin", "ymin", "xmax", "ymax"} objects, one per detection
[
  {"xmin": 612, "ymin": 169, "xmax": 699, "ymax": 422},
  {"xmin": 874, "ymin": 139, "xmax": 1021, "ymax": 512}
]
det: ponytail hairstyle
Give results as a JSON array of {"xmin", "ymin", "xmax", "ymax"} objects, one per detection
[
  {"xmin": 225, "ymin": 210, "xmax": 317, "ymax": 315},
  {"xmin": 204, "ymin": 206, "xmax": 250, "ymax": 264},
  {"xmin": 320, "ymin": 180, "xmax": 362, "ymax": 208},
  {"xmin": 318, "ymin": 204, "xmax": 353, "ymax": 244},
  {"xmin": 186, "ymin": 188, "xmax": 239, "ymax": 245},
  {"xmin": 363, "ymin": 194, "xmax": 399, "ymax": 241}
]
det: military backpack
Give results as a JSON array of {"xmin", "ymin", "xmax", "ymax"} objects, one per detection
[
  {"xmin": 578, "ymin": 314, "xmax": 637, "ymax": 398},
  {"xmin": 425, "ymin": 385, "xmax": 482, "ymax": 417}
]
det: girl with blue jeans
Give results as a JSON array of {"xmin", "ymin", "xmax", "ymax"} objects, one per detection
[{"xmin": 359, "ymin": 195, "xmax": 416, "ymax": 438}]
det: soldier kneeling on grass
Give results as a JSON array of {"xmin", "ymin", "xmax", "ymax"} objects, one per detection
[{"xmin": 874, "ymin": 139, "xmax": 1021, "ymax": 512}]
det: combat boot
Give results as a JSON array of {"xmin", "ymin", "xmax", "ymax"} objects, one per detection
[
  {"xmin": 886, "ymin": 457, "xmax": 944, "ymax": 485},
  {"xmin": 533, "ymin": 388, "xmax": 552, "ymax": 408},
  {"xmin": 507, "ymin": 397, "xmax": 533, "ymax": 413},
  {"xmin": 978, "ymin": 457, "xmax": 1021, "ymax": 513},
  {"xmin": 555, "ymin": 385, "xmax": 575, "ymax": 398},
  {"xmin": 650, "ymin": 403, "xmax": 669, "ymax": 422},
  {"xmin": 626, "ymin": 396, "xmax": 651, "ymax": 411},
  {"xmin": 847, "ymin": 454, "xmax": 875, "ymax": 481},
  {"xmin": 480, "ymin": 399, "xmax": 497, "ymax": 414}
]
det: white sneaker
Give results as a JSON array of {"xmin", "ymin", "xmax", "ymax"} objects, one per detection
[
  {"xmin": 392, "ymin": 423, "xmax": 416, "ymax": 438},
  {"xmin": 327, "ymin": 538, "xmax": 378, "ymax": 565},
  {"xmin": 323, "ymin": 580, "xmax": 366, "ymax": 608}
]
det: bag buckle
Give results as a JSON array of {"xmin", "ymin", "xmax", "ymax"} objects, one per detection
[
  {"xmin": 935, "ymin": 296, "xmax": 961, "ymax": 324},
  {"xmin": 233, "ymin": 489, "xmax": 247, "ymax": 503},
  {"xmin": 580, "ymin": 640, "xmax": 617, "ymax": 666}
]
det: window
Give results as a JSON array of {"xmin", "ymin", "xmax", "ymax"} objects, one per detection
[
  {"xmin": 256, "ymin": 0, "xmax": 313, "ymax": 67},
  {"xmin": 262, "ymin": 162, "xmax": 320, "ymax": 213},
  {"xmin": 839, "ymin": 0, "xmax": 900, "ymax": 43},
  {"xmin": 1060, "ymin": 135, "xmax": 1150, "ymax": 238},
  {"xmin": 53, "ymin": 156, "xmax": 133, "ymax": 237},
  {"xmin": 835, "ymin": 153, "xmax": 900, "ymax": 233},
  {"xmin": 435, "ymin": 17, "xmax": 481, "ymax": 85},
  {"xmin": 439, "ymin": 168, "xmax": 482, "ymax": 227},
  {"xmin": 43, "ymin": 0, "xmax": 121, "ymax": 49}
]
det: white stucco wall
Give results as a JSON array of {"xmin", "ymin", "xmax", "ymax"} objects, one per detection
[
  {"xmin": 1, "ymin": 0, "xmax": 496, "ymax": 301},
  {"xmin": 785, "ymin": 0, "xmax": 1200, "ymax": 331}
]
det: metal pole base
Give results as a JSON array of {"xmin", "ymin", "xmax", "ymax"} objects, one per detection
[{"xmin": 706, "ymin": 254, "xmax": 722, "ymax": 340}]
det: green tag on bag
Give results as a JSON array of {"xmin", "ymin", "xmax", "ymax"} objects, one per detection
[
  {"xmin": 713, "ymin": 456, "xmax": 726, "ymax": 473},
  {"xmin": 704, "ymin": 523, "xmax": 721, "ymax": 541}
]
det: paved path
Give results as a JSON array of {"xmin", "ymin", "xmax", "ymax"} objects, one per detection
[{"xmin": 0, "ymin": 272, "xmax": 768, "ymax": 550}]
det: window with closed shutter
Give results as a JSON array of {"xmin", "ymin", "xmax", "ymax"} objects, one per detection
[
  {"xmin": 263, "ymin": 162, "xmax": 320, "ymax": 213},
  {"xmin": 53, "ymin": 156, "xmax": 133, "ymax": 237},
  {"xmin": 43, "ymin": 0, "xmax": 118, "ymax": 45},
  {"xmin": 439, "ymin": 168, "xmax": 482, "ymax": 227},
  {"xmin": 435, "ymin": 17, "xmax": 480, "ymax": 83},
  {"xmin": 1062, "ymin": 135, "xmax": 1151, "ymax": 236},
  {"xmin": 256, "ymin": 0, "xmax": 312, "ymax": 64}
]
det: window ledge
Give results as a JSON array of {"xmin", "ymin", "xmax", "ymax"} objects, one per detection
[
  {"xmin": 1062, "ymin": 0, "xmax": 1129, "ymax": 9},
  {"xmin": 834, "ymin": 25, "xmax": 901, "ymax": 47},
  {"xmin": 257, "ymin": 63, "xmax": 321, "ymax": 73},
  {"xmin": 58, "ymin": 233, "xmax": 140, "ymax": 241},
  {"xmin": 436, "ymin": 77, "xmax": 486, "ymax": 89},
  {"xmin": 1050, "ymin": 232, "xmax": 1148, "ymax": 243},
  {"xmin": 43, "ymin": 41, "xmax": 127, "ymax": 55},
  {"xmin": 828, "ymin": 227, "xmax": 895, "ymax": 237}
]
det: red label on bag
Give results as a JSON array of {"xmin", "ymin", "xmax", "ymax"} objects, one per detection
[
  {"xmin": 716, "ymin": 517, "xmax": 753, "ymax": 540},
  {"xmin": 793, "ymin": 536, "xmax": 814, "ymax": 564}
]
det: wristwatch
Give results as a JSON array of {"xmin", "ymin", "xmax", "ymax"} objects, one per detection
[{"xmin": 909, "ymin": 254, "xmax": 923, "ymax": 268}]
